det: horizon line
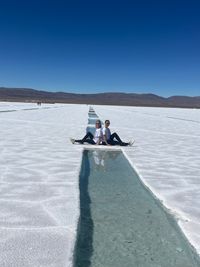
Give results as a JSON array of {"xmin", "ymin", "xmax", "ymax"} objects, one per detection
[{"xmin": 0, "ymin": 86, "xmax": 199, "ymax": 98}]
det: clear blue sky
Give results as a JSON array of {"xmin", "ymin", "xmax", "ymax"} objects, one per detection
[{"xmin": 0, "ymin": 0, "xmax": 200, "ymax": 96}]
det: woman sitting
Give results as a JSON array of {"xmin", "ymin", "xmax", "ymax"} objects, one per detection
[
  {"xmin": 71, "ymin": 120, "xmax": 103, "ymax": 145},
  {"xmin": 102, "ymin": 120, "xmax": 133, "ymax": 146}
]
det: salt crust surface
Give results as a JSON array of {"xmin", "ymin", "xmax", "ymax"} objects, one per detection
[
  {"xmin": 0, "ymin": 102, "xmax": 87, "ymax": 267},
  {"xmin": 94, "ymin": 105, "xmax": 200, "ymax": 255},
  {"xmin": 0, "ymin": 102, "xmax": 200, "ymax": 266}
]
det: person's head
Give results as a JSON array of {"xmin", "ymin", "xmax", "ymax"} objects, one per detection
[
  {"xmin": 105, "ymin": 120, "xmax": 110, "ymax": 128},
  {"xmin": 95, "ymin": 120, "xmax": 102, "ymax": 128}
]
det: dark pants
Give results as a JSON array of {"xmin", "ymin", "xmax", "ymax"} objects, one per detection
[
  {"xmin": 75, "ymin": 132, "xmax": 96, "ymax": 145},
  {"xmin": 103, "ymin": 132, "xmax": 129, "ymax": 146}
]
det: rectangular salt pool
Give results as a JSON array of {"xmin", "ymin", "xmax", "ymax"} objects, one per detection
[
  {"xmin": 74, "ymin": 149, "xmax": 200, "ymax": 267},
  {"xmin": 88, "ymin": 118, "xmax": 98, "ymax": 125},
  {"xmin": 88, "ymin": 111, "xmax": 98, "ymax": 116}
]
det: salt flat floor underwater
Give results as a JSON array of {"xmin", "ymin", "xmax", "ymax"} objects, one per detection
[{"xmin": 73, "ymin": 149, "xmax": 200, "ymax": 267}]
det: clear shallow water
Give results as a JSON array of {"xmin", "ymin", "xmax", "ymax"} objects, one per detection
[
  {"xmin": 87, "ymin": 112, "xmax": 101, "ymax": 134},
  {"xmin": 88, "ymin": 118, "xmax": 98, "ymax": 125},
  {"xmin": 86, "ymin": 126, "xmax": 96, "ymax": 135},
  {"xmin": 88, "ymin": 113, "xmax": 98, "ymax": 118},
  {"xmin": 74, "ymin": 150, "xmax": 200, "ymax": 267}
]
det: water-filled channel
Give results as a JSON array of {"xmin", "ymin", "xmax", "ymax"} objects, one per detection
[{"xmin": 74, "ymin": 149, "xmax": 200, "ymax": 267}]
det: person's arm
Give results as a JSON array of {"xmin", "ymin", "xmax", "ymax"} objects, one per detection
[
  {"xmin": 95, "ymin": 129, "xmax": 102, "ymax": 145},
  {"xmin": 96, "ymin": 134, "xmax": 101, "ymax": 145},
  {"xmin": 103, "ymin": 134, "xmax": 109, "ymax": 145},
  {"xmin": 102, "ymin": 128, "xmax": 110, "ymax": 145},
  {"xmin": 96, "ymin": 139, "xmax": 101, "ymax": 145}
]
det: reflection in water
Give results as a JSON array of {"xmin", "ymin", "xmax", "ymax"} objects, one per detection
[
  {"xmin": 74, "ymin": 149, "xmax": 200, "ymax": 267},
  {"xmin": 91, "ymin": 150, "xmax": 120, "ymax": 171}
]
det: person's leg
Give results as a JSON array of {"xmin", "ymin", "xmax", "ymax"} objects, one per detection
[
  {"xmin": 107, "ymin": 139, "xmax": 119, "ymax": 146},
  {"xmin": 120, "ymin": 142, "xmax": 129, "ymax": 146},
  {"xmin": 106, "ymin": 139, "xmax": 129, "ymax": 146},
  {"xmin": 75, "ymin": 132, "xmax": 94, "ymax": 144},
  {"xmin": 110, "ymin": 132, "xmax": 129, "ymax": 146},
  {"xmin": 85, "ymin": 139, "xmax": 96, "ymax": 145},
  {"xmin": 110, "ymin": 132, "xmax": 123, "ymax": 145},
  {"xmin": 82, "ymin": 132, "xmax": 94, "ymax": 142}
]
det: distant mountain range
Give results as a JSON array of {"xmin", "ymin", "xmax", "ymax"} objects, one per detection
[{"xmin": 0, "ymin": 87, "xmax": 200, "ymax": 108}]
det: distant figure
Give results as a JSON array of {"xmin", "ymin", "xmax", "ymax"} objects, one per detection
[
  {"xmin": 71, "ymin": 120, "xmax": 103, "ymax": 145},
  {"xmin": 37, "ymin": 101, "xmax": 42, "ymax": 106},
  {"xmin": 102, "ymin": 120, "xmax": 133, "ymax": 146}
]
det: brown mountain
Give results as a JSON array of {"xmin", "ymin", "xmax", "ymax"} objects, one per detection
[{"xmin": 0, "ymin": 87, "xmax": 200, "ymax": 108}]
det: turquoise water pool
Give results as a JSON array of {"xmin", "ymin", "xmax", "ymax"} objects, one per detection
[
  {"xmin": 88, "ymin": 113, "xmax": 98, "ymax": 118},
  {"xmin": 86, "ymin": 126, "xmax": 96, "ymax": 135},
  {"xmin": 74, "ymin": 149, "xmax": 200, "ymax": 267},
  {"xmin": 88, "ymin": 118, "xmax": 98, "ymax": 125}
]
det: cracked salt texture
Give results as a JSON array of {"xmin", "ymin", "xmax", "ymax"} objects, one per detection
[{"xmin": 0, "ymin": 102, "xmax": 200, "ymax": 266}]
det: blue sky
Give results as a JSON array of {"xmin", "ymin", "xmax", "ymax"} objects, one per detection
[{"xmin": 0, "ymin": 0, "xmax": 200, "ymax": 96}]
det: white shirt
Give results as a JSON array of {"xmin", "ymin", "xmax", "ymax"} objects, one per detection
[
  {"xmin": 102, "ymin": 127, "xmax": 111, "ymax": 140},
  {"xmin": 92, "ymin": 150, "xmax": 105, "ymax": 166},
  {"xmin": 93, "ymin": 128, "xmax": 103, "ymax": 143}
]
